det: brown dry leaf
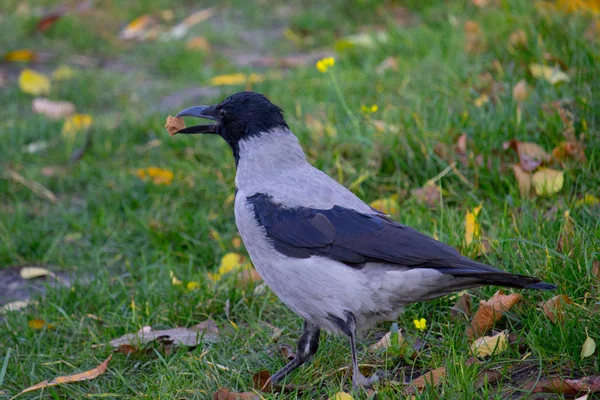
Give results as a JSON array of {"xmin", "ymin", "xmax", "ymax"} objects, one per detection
[
  {"xmin": 509, "ymin": 29, "xmax": 528, "ymax": 49},
  {"xmin": 109, "ymin": 319, "xmax": 219, "ymax": 349},
  {"xmin": 511, "ymin": 164, "xmax": 533, "ymax": 198},
  {"xmin": 503, "ymin": 140, "xmax": 551, "ymax": 172},
  {"xmin": 411, "ymin": 184, "xmax": 441, "ymax": 208},
  {"xmin": 521, "ymin": 376, "xmax": 600, "ymax": 395},
  {"xmin": 557, "ymin": 211, "xmax": 575, "ymax": 255},
  {"xmin": 464, "ymin": 20, "xmax": 485, "ymax": 54},
  {"xmin": 540, "ymin": 294, "xmax": 573, "ymax": 323},
  {"xmin": 252, "ymin": 370, "xmax": 272, "ymax": 391},
  {"xmin": 278, "ymin": 344, "xmax": 296, "ymax": 361},
  {"xmin": 532, "ymin": 168, "xmax": 564, "ymax": 196},
  {"xmin": 467, "ymin": 290, "xmax": 522, "ymax": 338},
  {"xmin": 212, "ymin": 388, "xmax": 260, "ymax": 400},
  {"xmin": 37, "ymin": 14, "xmax": 63, "ymax": 32},
  {"xmin": 165, "ymin": 115, "xmax": 186, "ymax": 136},
  {"xmin": 16, "ymin": 355, "xmax": 112, "ymax": 396},
  {"xmin": 368, "ymin": 329, "xmax": 404, "ymax": 352},
  {"xmin": 552, "ymin": 140, "xmax": 587, "ymax": 162},
  {"xmin": 404, "ymin": 367, "xmax": 447, "ymax": 394},
  {"xmin": 451, "ymin": 293, "xmax": 471, "ymax": 320},
  {"xmin": 512, "ymin": 80, "xmax": 529, "ymax": 103},
  {"xmin": 32, "ymin": 97, "xmax": 76, "ymax": 120},
  {"xmin": 471, "ymin": 331, "xmax": 509, "ymax": 357},
  {"xmin": 474, "ymin": 370, "xmax": 502, "ymax": 389}
]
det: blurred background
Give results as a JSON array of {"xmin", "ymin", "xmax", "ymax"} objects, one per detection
[{"xmin": 0, "ymin": 0, "xmax": 599, "ymax": 398}]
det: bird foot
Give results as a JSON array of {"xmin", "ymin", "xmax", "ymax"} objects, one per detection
[{"xmin": 352, "ymin": 369, "xmax": 386, "ymax": 390}]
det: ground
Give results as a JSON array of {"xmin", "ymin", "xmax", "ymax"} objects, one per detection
[{"xmin": 0, "ymin": 0, "xmax": 599, "ymax": 399}]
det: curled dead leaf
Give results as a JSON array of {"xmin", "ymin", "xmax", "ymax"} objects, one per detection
[
  {"xmin": 467, "ymin": 290, "xmax": 522, "ymax": 339},
  {"xmin": 165, "ymin": 115, "xmax": 186, "ymax": 136},
  {"xmin": 109, "ymin": 319, "xmax": 219, "ymax": 349},
  {"xmin": 213, "ymin": 388, "xmax": 260, "ymax": 400},
  {"xmin": 17, "ymin": 355, "xmax": 112, "ymax": 396},
  {"xmin": 404, "ymin": 367, "xmax": 447, "ymax": 394},
  {"xmin": 552, "ymin": 141, "xmax": 587, "ymax": 162},
  {"xmin": 511, "ymin": 164, "xmax": 533, "ymax": 198},
  {"xmin": 471, "ymin": 331, "xmax": 509, "ymax": 357},
  {"xmin": 503, "ymin": 140, "xmax": 551, "ymax": 172},
  {"xmin": 540, "ymin": 294, "xmax": 573, "ymax": 323}
]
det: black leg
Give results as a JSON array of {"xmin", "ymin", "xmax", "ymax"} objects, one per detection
[
  {"xmin": 330, "ymin": 312, "xmax": 381, "ymax": 390},
  {"xmin": 270, "ymin": 320, "xmax": 320, "ymax": 385}
]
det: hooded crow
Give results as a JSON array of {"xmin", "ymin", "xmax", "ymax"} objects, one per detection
[{"xmin": 174, "ymin": 91, "xmax": 555, "ymax": 389}]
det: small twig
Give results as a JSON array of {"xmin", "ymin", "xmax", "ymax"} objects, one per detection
[{"xmin": 4, "ymin": 169, "xmax": 57, "ymax": 203}]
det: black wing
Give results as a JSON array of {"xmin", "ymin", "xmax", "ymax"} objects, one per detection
[{"xmin": 247, "ymin": 193, "xmax": 554, "ymax": 290}]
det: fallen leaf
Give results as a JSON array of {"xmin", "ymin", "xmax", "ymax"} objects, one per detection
[
  {"xmin": 509, "ymin": 29, "xmax": 528, "ymax": 49},
  {"xmin": 467, "ymin": 290, "xmax": 522, "ymax": 338},
  {"xmin": 369, "ymin": 328, "xmax": 404, "ymax": 352},
  {"xmin": 532, "ymin": 168, "xmax": 564, "ymax": 196},
  {"xmin": 16, "ymin": 355, "xmax": 112, "ymax": 396},
  {"xmin": 120, "ymin": 15, "xmax": 154, "ymax": 40},
  {"xmin": 4, "ymin": 49, "xmax": 38, "ymax": 62},
  {"xmin": 135, "ymin": 167, "xmax": 174, "ymax": 185},
  {"xmin": 213, "ymin": 389, "xmax": 260, "ymax": 400},
  {"xmin": 451, "ymin": 293, "xmax": 471, "ymax": 320},
  {"xmin": 511, "ymin": 164, "xmax": 532, "ymax": 198},
  {"xmin": 52, "ymin": 65, "xmax": 75, "ymax": 81},
  {"xmin": 20, "ymin": 266, "xmax": 52, "ymax": 279},
  {"xmin": 0, "ymin": 300, "xmax": 36, "ymax": 314},
  {"xmin": 4, "ymin": 169, "xmax": 58, "ymax": 203},
  {"xmin": 503, "ymin": 140, "xmax": 551, "ymax": 172},
  {"xmin": 252, "ymin": 370, "xmax": 272, "ymax": 391},
  {"xmin": 552, "ymin": 141, "xmax": 587, "ymax": 162},
  {"xmin": 370, "ymin": 197, "xmax": 399, "ymax": 215},
  {"xmin": 115, "ymin": 344, "xmax": 137, "ymax": 355},
  {"xmin": 28, "ymin": 319, "xmax": 48, "ymax": 330},
  {"xmin": 32, "ymin": 97, "xmax": 76, "ymax": 119},
  {"xmin": 278, "ymin": 344, "xmax": 296, "ymax": 361},
  {"xmin": 411, "ymin": 184, "xmax": 441, "ymax": 208},
  {"xmin": 186, "ymin": 281, "xmax": 200, "ymax": 290},
  {"xmin": 404, "ymin": 367, "xmax": 446, "ymax": 394},
  {"xmin": 471, "ymin": 331, "xmax": 509, "ymax": 357},
  {"xmin": 540, "ymin": 294, "xmax": 573, "ymax": 323},
  {"xmin": 109, "ymin": 319, "xmax": 219, "ymax": 349},
  {"xmin": 330, "ymin": 393, "xmax": 354, "ymax": 400},
  {"xmin": 37, "ymin": 13, "xmax": 63, "ymax": 32},
  {"xmin": 474, "ymin": 369, "xmax": 502, "ymax": 389},
  {"xmin": 19, "ymin": 69, "xmax": 51, "ymax": 96},
  {"xmin": 581, "ymin": 335, "xmax": 596, "ymax": 359},
  {"xmin": 62, "ymin": 114, "xmax": 93, "ymax": 139},
  {"xmin": 166, "ymin": 8, "xmax": 215, "ymax": 40},
  {"xmin": 186, "ymin": 36, "xmax": 211, "ymax": 52},
  {"xmin": 208, "ymin": 73, "xmax": 264, "ymax": 86},
  {"xmin": 557, "ymin": 211, "xmax": 574, "ymax": 255},
  {"xmin": 530, "ymin": 64, "xmax": 569, "ymax": 85},
  {"xmin": 465, "ymin": 205, "xmax": 482, "ymax": 246},
  {"xmin": 522, "ymin": 376, "xmax": 579, "ymax": 395},
  {"xmin": 512, "ymin": 80, "xmax": 529, "ymax": 103},
  {"xmin": 565, "ymin": 376, "xmax": 600, "ymax": 392}
]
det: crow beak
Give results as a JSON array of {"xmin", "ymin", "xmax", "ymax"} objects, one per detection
[{"xmin": 175, "ymin": 105, "xmax": 218, "ymax": 134}]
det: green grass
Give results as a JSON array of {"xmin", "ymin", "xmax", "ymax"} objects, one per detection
[{"xmin": 1, "ymin": 0, "xmax": 599, "ymax": 398}]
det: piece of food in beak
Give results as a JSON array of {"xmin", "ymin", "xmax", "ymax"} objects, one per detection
[{"xmin": 165, "ymin": 115, "xmax": 186, "ymax": 136}]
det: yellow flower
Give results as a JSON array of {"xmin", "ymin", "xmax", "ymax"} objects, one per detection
[
  {"xmin": 315, "ymin": 57, "xmax": 335, "ymax": 73},
  {"xmin": 19, "ymin": 68, "xmax": 51, "ymax": 95},
  {"xmin": 136, "ymin": 167, "xmax": 174, "ymax": 185},
  {"xmin": 361, "ymin": 104, "xmax": 378, "ymax": 113},
  {"xmin": 62, "ymin": 114, "xmax": 92, "ymax": 139},
  {"xmin": 413, "ymin": 318, "xmax": 427, "ymax": 331},
  {"xmin": 186, "ymin": 281, "xmax": 200, "ymax": 290}
]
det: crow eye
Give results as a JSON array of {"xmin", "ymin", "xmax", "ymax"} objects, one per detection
[{"xmin": 219, "ymin": 109, "xmax": 227, "ymax": 117}]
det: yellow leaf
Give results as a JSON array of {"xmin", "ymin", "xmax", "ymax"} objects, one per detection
[
  {"xmin": 28, "ymin": 319, "xmax": 48, "ymax": 330},
  {"xmin": 511, "ymin": 164, "xmax": 532, "ymax": 198},
  {"xmin": 529, "ymin": 64, "xmax": 569, "ymax": 85},
  {"xmin": 465, "ymin": 204, "xmax": 482, "ymax": 246},
  {"xmin": 581, "ymin": 335, "xmax": 596, "ymax": 359},
  {"xmin": 19, "ymin": 69, "xmax": 51, "ymax": 95},
  {"xmin": 20, "ymin": 266, "xmax": 50, "ymax": 279},
  {"xmin": 218, "ymin": 252, "xmax": 244, "ymax": 275},
  {"xmin": 17, "ymin": 355, "xmax": 112, "ymax": 396},
  {"xmin": 135, "ymin": 167, "xmax": 173, "ymax": 185},
  {"xmin": 330, "ymin": 393, "xmax": 354, "ymax": 400},
  {"xmin": 532, "ymin": 168, "xmax": 564, "ymax": 196},
  {"xmin": 62, "ymin": 114, "xmax": 92, "ymax": 139},
  {"xmin": 120, "ymin": 15, "xmax": 153, "ymax": 40},
  {"xmin": 5, "ymin": 49, "xmax": 37, "ymax": 62},
  {"xmin": 170, "ymin": 271, "xmax": 182, "ymax": 285},
  {"xmin": 186, "ymin": 281, "xmax": 200, "ymax": 290},
  {"xmin": 471, "ymin": 331, "xmax": 509, "ymax": 357},
  {"xmin": 369, "ymin": 198, "xmax": 399, "ymax": 215},
  {"xmin": 474, "ymin": 94, "xmax": 489, "ymax": 107},
  {"xmin": 208, "ymin": 73, "xmax": 264, "ymax": 86},
  {"xmin": 52, "ymin": 65, "xmax": 75, "ymax": 80}
]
